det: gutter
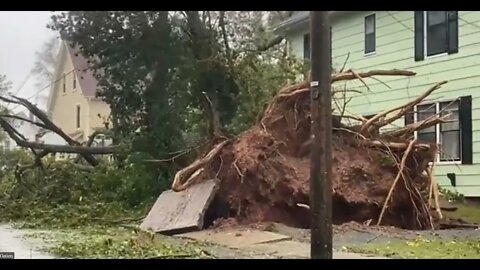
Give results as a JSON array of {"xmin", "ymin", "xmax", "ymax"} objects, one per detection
[{"xmin": 273, "ymin": 11, "xmax": 358, "ymax": 36}]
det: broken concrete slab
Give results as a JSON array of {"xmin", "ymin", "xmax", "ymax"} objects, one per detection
[
  {"xmin": 176, "ymin": 228, "xmax": 291, "ymax": 249},
  {"xmin": 140, "ymin": 179, "xmax": 219, "ymax": 235}
]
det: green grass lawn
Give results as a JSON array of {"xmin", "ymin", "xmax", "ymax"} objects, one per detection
[
  {"xmin": 346, "ymin": 203, "xmax": 480, "ymax": 259},
  {"xmin": 442, "ymin": 203, "xmax": 480, "ymax": 224},
  {"xmin": 347, "ymin": 238, "xmax": 480, "ymax": 259}
]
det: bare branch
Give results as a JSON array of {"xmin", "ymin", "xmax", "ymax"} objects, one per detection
[
  {"xmin": 0, "ymin": 118, "xmax": 119, "ymax": 155},
  {"xmin": 377, "ymin": 139, "xmax": 416, "ymax": 225},
  {"xmin": 0, "ymin": 114, "xmax": 49, "ymax": 130},
  {"xmin": 3, "ymin": 95, "xmax": 101, "ymax": 166},
  {"xmin": 279, "ymin": 69, "xmax": 416, "ymax": 96},
  {"xmin": 339, "ymin": 52, "xmax": 350, "ymax": 73}
]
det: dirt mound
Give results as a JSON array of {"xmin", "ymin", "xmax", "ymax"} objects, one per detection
[{"xmin": 172, "ymin": 69, "xmax": 448, "ymax": 230}]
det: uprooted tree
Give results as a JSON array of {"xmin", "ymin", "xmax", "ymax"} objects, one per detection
[
  {"xmin": 0, "ymin": 11, "xmax": 460, "ymax": 230},
  {"xmin": 0, "ymin": 66, "xmax": 454, "ymax": 230},
  {"xmin": 169, "ymin": 68, "xmax": 453, "ymax": 230}
]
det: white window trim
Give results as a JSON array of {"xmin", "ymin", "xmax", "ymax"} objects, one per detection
[
  {"xmin": 413, "ymin": 99, "xmax": 462, "ymax": 165},
  {"xmin": 423, "ymin": 11, "xmax": 449, "ymax": 60}
]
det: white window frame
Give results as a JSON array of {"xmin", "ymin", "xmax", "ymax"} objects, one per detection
[
  {"xmin": 413, "ymin": 99, "xmax": 462, "ymax": 164},
  {"xmin": 423, "ymin": 11, "xmax": 449, "ymax": 59}
]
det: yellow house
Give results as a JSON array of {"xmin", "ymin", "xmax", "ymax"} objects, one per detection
[{"xmin": 47, "ymin": 41, "xmax": 111, "ymax": 143}]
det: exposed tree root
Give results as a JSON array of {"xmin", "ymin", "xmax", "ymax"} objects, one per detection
[
  {"xmin": 171, "ymin": 140, "xmax": 229, "ymax": 191},
  {"xmin": 169, "ymin": 68, "xmax": 449, "ymax": 230},
  {"xmin": 377, "ymin": 139, "xmax": 416, "ymax": 226}
]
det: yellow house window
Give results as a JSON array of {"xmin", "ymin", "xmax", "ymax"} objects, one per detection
[
  {"xmin": 76, "ymin": 105, "xmax": 81, "ymax": 128},
  {"xmin": 62, "ymin": 74, "xmax": 66, "ymax": 93},
  {"xmin": 73, "ymin": 74, "xmax": 77, "ymax": 89}
]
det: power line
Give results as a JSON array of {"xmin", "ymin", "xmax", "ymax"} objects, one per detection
[
  {"xmin": 10, "ymin": 71, "xmax": 33, "ymax": 96},
  {"xmin": 8, "ymin": 68, "xmax": 76, "ymax": 112}
]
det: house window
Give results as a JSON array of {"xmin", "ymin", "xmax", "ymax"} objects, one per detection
[
  {"xmin": 76, "ymin": 105, "xmax": 81, "ymax": 129},
  {"xmin": 365, "ymin": 14, "xmax": 376, "ymax": 54},
  {"xmin": 73, "ymin": 74, "xmax": 77, "ymax": 89},
  {"xmin": 408, "ymin": 96, "xmax": 472, "ymax": 164},
  {"xmin": 426, "ymin": 11, "xmax": 448, "ymax": 56},
  {"xmin": 62, "ymin": 74, "xmax": 66, "ymax": 93},
  {"xmin": 303, "ymin": 27, "xmax": 332, "ymax": 63},
  {"xmin": 303, "ymin": 33, "xmax": 310, "ymax": 61},
  {"xmin": 414, "ymin": 11, "xmax": 458, "ymax": 61}
]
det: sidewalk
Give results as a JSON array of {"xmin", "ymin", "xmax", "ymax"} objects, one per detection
[
  {"xmin": 176, "ymin": 228, "xmax": 388, "ymax": 259},
  {"xmin": 0, "ymin": 224, "xmax": 54, "ymax": 259}
]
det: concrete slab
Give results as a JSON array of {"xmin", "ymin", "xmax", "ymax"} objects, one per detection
[
  {"xmin": 140, "ymin": 179, "xmax": 219, "ymax": 234},
  {"xmin": 176, "ymin": 228, "xmax": 292, "ymax": 249}
]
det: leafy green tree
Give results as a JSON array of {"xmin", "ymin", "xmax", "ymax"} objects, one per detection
[{"xmin": 49, "ymin": 12, "xmax": 190, "ymax": 161}]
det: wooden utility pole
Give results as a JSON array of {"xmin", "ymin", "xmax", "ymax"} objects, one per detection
[{"xmin": 309, "ymin": 11, "xmax": 333, "ymax": 259}]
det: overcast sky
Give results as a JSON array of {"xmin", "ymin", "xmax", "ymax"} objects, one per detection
[{"xmin": 0, "ymin": 11, "xmax": 57, "ymax": 111}]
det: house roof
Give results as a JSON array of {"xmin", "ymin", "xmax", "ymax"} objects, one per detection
[
  {"xmin": 272, "ymin": 11, "xmax": 310, "ymax": 34},
  {"xmin": 272, "ymin": 11, "xmax": 358, "ymax": 36},
  {"xmin": 66, "ymin": 44, "xmax": 98, "ymax": 98},
  {"xmin": 46, "ymin": 40, "xmax": 101, "ymax": 118}
]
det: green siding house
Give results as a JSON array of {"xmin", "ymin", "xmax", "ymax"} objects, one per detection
[{"xmin": 275, "ymin": 11, "xmax": 480, "ymax": 197}]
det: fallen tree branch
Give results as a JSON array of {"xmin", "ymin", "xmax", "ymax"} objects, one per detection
[
  {"xmin": 0, "ymin": 95, "xmax": 126, "ymax": 166},
  {"xmin": 74, "ymin": 129, "xmax": 113, "ymax": 163},
  {"xmin": 0, "ymin": 114, "xmax": 49, "ymax": 130},
  {"xmin": 377, "ymin": 139, "xmax": 416, "ymax": 226},
  {"xmin": 1, "ymin": 95, "xmax": 102, "ymax": 166},
  {"xmin": 0, "ymin": 118, "xmax": 119, "ymax": 154}
]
